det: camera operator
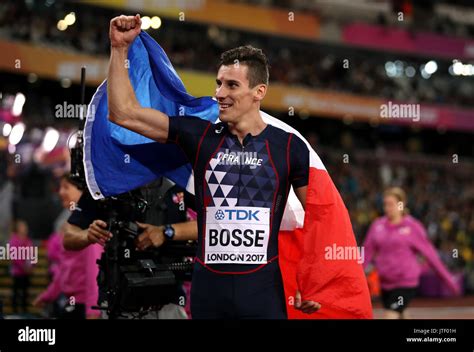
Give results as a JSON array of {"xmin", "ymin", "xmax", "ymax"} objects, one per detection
[{"xmin": 62, "ymin": 177, "xmax": 198, "ymax": 319}]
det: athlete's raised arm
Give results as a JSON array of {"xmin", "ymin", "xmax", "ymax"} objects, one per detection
[{"xmin": 107, "ymin": 14, "xmax": 169, "ymax": 143}]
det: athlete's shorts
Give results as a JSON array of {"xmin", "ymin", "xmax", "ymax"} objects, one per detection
[
  {"xmin": 191, "ymin": 260, "xmax": 287, "ymax": 319},
  {"xmin": 381, "ymin": 287, "xmax": 418, "ymax": 313}
]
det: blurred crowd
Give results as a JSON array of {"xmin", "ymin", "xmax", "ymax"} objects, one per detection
[
  {"xmin": 0, "ymin": 0, "xmax": 473, "ymax": 108},
  {"xmin": 234, "ymin": 0, "xmax": 474, "ymax": 39}
]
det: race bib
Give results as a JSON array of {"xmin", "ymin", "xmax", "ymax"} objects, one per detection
[{"xmin": 205, "ymin": 206, "xmax": 270, "ymax": 264}]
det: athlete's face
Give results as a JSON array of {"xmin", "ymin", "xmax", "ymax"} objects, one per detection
[
  {"xmin": 383, "ymin": 195, "xmax": 402, "ymax": 220},
  {"xmin": 215, "ymin": 64, "xmax": 266, "ymax": 123},
  {"xmin": 59, "ymin": 179, "xmax": 82, "ymax": 210}
]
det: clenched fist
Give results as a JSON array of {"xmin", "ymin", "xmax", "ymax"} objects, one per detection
[{"xmin": 109, "ymin": 14, "xmax": 142, "ymax": 48}]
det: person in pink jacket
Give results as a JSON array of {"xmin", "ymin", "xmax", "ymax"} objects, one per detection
[
  {"xmin": 33, "ymin": 174, "xmax": 102, "ymax": 319},
  {"xmin": 9, "ymin": 220, "xmax": 34, "ymax": 314},
  {"xmin": 45, "ymin": 232, "xmax": 62, "ymax": 280},
  {"xmin": 363, "ymin": 187, "xmax": 459, "ymax": 319}
]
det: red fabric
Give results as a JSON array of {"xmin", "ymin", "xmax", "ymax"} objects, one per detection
[{"xmin": 279, "ymin": 167, "xmax": 373, "ymax": 319}]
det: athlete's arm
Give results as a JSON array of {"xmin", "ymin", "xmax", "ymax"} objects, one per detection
[
  {"xmin": 293, "ymin": 184, "xmax": 321, "ymax": 314},
  {"xmin": 289, "ymin": 135, "xmax": 309, "ymax": 211},
  {"xmin": 294, "ymin": 186, "xmax": 307, "ymax": 210},
  {"xmin": 107, "ymin": 14, "xmax": 169, "ymax": 143},
  {"xmin": 135, "ymin": 221, "xmax": 198, "ymax": 250}
]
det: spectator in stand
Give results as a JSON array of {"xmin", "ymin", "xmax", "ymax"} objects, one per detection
[{"xmin": 9, "ymin": 219, "xmax": 33, "ymax": 314}]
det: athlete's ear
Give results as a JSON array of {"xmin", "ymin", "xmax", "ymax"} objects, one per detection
[{"xmin": 253, "ymin": 84, "xmax": 267, "ymax": 102}]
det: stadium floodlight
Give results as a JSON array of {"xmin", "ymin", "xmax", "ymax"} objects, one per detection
[
  {"xmin": 60, "ymin": 78, "xmax": 72, "ymax": 88},
  {"xmin": 2, "ymin": 123, "xmax": 12, "ymax": 137},
  {"xmin": 450, "ymin": 60, "xmax": 474, "ymax": 76},
  {"xmin": 64, "ymin": 12, "xmax": 76, "ymax": 26},
  {"xmin": 420, "ymin": 65, "xmax": 431, "ymax": 79},
  {"xmin": 12, "ymin": 93, "xmax": 26, "ymax": 116},
  {"xmin": 467, "ymin": 64, "xmax": 474, "ymax": 76},
  {"xmin": 151, "ymin": 16, "xmax": 162, "ymax": 29},
  {"xmin": 42, "ymin": 127, "xmax": 60, "ymax": 152},
  {"xmin": 424, "ymin": 60, "xmax": 438, "ymax": 74},
  {"xmin": 27, "ymin": 73, "xmax": 38, "ymax": 83},
  {"xmin": 385, "ymin": 61, "xmax": 397, "ymax": 77},
  {"xmin": 405, "ymin": 66, "xmax": 416, "ymax": 77},
  {"xmin": 9, "ymin": 122, "xmax": 25, "ymax": 145},
  {"xmin": 57, "ymin": 20, "xmax": 67, "ymax": 31},
  {"xmin": 452, "ymin": 60, "xmax": 463, "ymax": 75},
  {"xmin": 141, "ymin": 16, "xmax": 151, "ymax": 30}
]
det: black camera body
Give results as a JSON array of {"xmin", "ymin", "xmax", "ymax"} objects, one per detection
[{"xmin": 96, "ymin": 189, "xmax": 196, "ymax": 318}]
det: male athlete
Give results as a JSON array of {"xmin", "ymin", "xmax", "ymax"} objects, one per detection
[{"xmin": 107, "ymin": 14, "xmax": 320, "ymax": 318}]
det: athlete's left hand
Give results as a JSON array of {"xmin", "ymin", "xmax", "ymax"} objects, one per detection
[{"xmin": 294, "ymin": 290, "xmax": 321, "ymax": 314}]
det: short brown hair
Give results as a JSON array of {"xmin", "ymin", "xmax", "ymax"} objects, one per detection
[{"xmin": 218, "ymin": 45, "xmax": 269, "ymax": 87}]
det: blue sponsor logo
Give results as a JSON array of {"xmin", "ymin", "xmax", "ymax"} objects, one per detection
[
  {"xmin": 214, "ymin": 209, "xmax": 260, "ymax": 221},
  {"xmin": 215, "ymin": 210, "xmax": 225, "ymax": 220}
]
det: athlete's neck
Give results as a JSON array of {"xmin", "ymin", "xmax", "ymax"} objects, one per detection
[{"xmin": 228, "ymin": 111, "xmax": 267, "ymax": 144}]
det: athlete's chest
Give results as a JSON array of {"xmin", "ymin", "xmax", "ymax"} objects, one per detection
[{"xmin": 203, "ymin": 136, "xmax": 280, "ymax": 208}]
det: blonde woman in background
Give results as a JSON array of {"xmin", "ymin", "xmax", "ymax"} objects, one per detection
[{"xmin": 363, "ymin": 187, "xmax": 459, "ymax": 319}]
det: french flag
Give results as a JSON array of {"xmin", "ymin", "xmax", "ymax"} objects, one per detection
[{"xmin": 84, "ymin": 31, "xmax": 373, "ymax": 319}]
